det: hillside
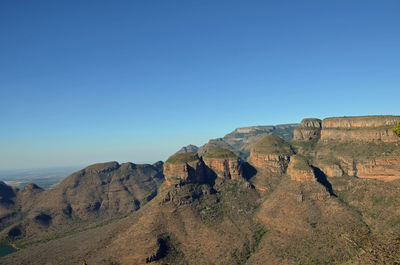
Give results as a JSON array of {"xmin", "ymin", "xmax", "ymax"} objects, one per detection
[
  {"xmin": 0, "ymin": 161, "xmax": 164, "ymax": 249},
  {"xmin": 1, "ymin": 115, "xmax": 400, "ymax": 264},
  {"xmin": 195, "ymin": 123, "xmax": 299, "ymax": 159}
]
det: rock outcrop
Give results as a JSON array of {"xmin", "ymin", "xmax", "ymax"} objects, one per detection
[
  {"xmin": 163, "ymin": 152, "xmax": 209, "ymax": 186},
  {"xmin": 320, "ymin": 116, "xmax": 400, "ymax": 142},
  {"xmin": 202, "ymin": 148, "xmax": 243, "ymax": 180},
  {"xmin": 286, "ymin": 155, "xmax": 316, "ymax": 183},
  {"xmin": 318, "ymin": 163, "xmax": 344, "ymax": 178},
  {"xmin": 164, "ymin": 149, "xmax": 244, "ymax": 184},
  {"xmin": 293, "ymin": 118, "xmax": 322, "ymax": 141},
  {"xmin": 291, "ymin": 115, "xmax": 400, "ymax": 182},
  {"xmin": 332, "ymin": 156, "xmax": 400, "ymax": 182},
  {"xmin": 249, "ymin": 134, "xmax": 294, "ymax": 173}
]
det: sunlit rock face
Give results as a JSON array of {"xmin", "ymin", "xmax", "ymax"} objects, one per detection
[
  {"xmin": 249, "ymin": 134, "xmax": 294, "ymax": 174},
  {"xmin": 203, "ymin": 157, "xmax": 242, "ymax": 180},
  {"xmin": 293, "ymin": 118, "xmax": 322, "ymax": 141},
  {"xmin": 163, "ymin": 152, "xmax": 209, "ymax": 186},
  {"xmin": 286, "ymin": 155, "xmax": 316, "ymax": 183},
  {"xmin": 320, "ymin": 116, "xmax": 400, "ymax": 143}
]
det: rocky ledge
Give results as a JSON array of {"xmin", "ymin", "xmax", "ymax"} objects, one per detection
[
  {"xmin": 332, "ymin": 156, "xmax": 400, "ymax": 182},
  {"xmin": 320, "ymin": 115, "xmax": 400, "ymax": 142},
  {"xmin": 293, "ymin": 115, "xmax": 400, "ymax": 143}
]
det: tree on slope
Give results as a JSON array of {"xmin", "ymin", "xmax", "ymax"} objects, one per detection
[{"xmin": 393, "ymin": 121, "xmax": 400, "ymax": 137}]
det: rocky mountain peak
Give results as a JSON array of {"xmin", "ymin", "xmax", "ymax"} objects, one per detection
[{"xmin": 175, "ymin": 144, "xmax": 199, "ymax": 155}]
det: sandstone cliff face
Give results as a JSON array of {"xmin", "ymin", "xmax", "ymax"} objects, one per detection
[
  {"xmin": 203, "ymin": 158, "xmax": 242, "ymax": 180},
  {"xmin": 250, "ymin": 153, "xmax": 290, "ymax": 174},
  {"xmin": 286, "ymin": 155, "xmax": 316, "ymax": 183},
  {"xmin": 249, "ymin": 134, "xmax": 294, "ymax": 174},
  {"xmin": 293, "ymin": 118, "xmax": 322, "ymax": 141},
  {"xmin": 165, "ymin": 149, "xmax": 245, "ymax": 185},
  {"xmin": 318, "ymin": 163, "xmax": 344, "ymax": 178},
  {"xmin": 322, "ymin": 116, "xmax": 400, "ymax": 128},
  {"xmin": 320, "ymin": 128, "xmax": 399, "ymax": 142},
  {"xmin": 291, "ymin": 116, "xmax": 400, "ymax": 182},
  {"xmin": 163, "ymin": 160, "xmax": 207, "ymax": 186},
  {"xmin": 163, "ymin": 152, "xmax": 209, "ymax": 186},
  {"xmin": 320, "ymin": 116, "xmax": 400, "ymax": 142},
  {"xmin": 333, "ymin": 155, "xmax": 400, "ymax": 182}
]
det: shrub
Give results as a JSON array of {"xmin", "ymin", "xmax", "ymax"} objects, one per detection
[{"xmin": 393, "ymin": 121, "xmax": 400, "ymax": 137}]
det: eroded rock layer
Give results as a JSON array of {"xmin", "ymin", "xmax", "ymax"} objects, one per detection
[
  {"xmin": 203, "ymin": 158, "xmax": 242, "ymax": 180},
  {"xmin": 333, "ymin": 156, "xmax": 400, "ymax": 182},
  {"xmin": 249, "ymin": 134, "xmax": 294, "ymax": 174},
  {"xmin": 293, "ymin": 118, "xmax": 322, "ymax": 141},
  {"xmin": 163, "ymin": 152, "xmax": 208, "ymax": 186},
  {"xmin": 320, "ymin": 115, "xmax": 400, "ymax": 142},
  {"xmin": 286, "ymin": 155, "xmax": 316, "ymax": 183}
]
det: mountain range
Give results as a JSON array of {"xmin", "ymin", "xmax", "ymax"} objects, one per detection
[
  {"xmin": 177, "ymin": 123, "xmax": 298, "ymax": 159},
  {"xmin": 1, "ymin": 115, "xmax": 400, "ymax": 265}
]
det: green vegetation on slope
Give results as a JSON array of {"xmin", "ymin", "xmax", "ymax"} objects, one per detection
[
  {"xmin": 85, "ymin": 161, "xmax": 120, "ymax": 171},
  {"xmin": 252, "ymin": 134, "xmax": 294, "ymax": 155},
  {"xmin": 202, "ymin": 148, "xmax": 238, "ymax": 159},
  {"xmin": 393, "ymin": 121, "xmax": 400, "ymax": 137},
  {"xmin": 316, "ymin": 140, "xmax": 400, "ymax": 159},
  {"xmin": 166, "ymin": 152, "xmax": 199, "ymax": 164},
  {"xmin": 291, "ymin": 155, "xmax": 312, "ymax": 171}
]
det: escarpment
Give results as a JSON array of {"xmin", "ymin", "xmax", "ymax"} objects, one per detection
[
  {"xmin": 320, "ymin": 115, "xmax": 400, "ymax": 142},
  {"xmin": 3, "ymin": 115, "xmax": 400, "ymax": 265},
  {"xmin": 291, "ymin": 115, "xmax": 400, "ymax": 182},
  {"xmin": 328, "ymin": 155, "xmax": 400, "ymax": 182},
  {"xmin": 293, "ymin": 115, "xmax": 400, "ymax": 143}
]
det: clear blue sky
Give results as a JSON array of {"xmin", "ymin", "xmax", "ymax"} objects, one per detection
[{"xmin": 1, "ymin": 0, "xmax": 399, "ymax": 170}]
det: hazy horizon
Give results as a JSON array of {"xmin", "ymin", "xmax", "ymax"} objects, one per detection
[{"xmin": 1, "ymin": 1, "xmax": 399, "ymax": 170}]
